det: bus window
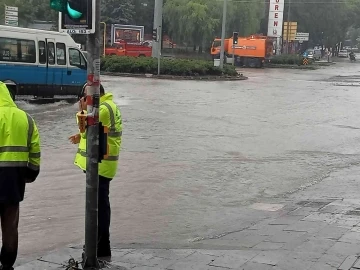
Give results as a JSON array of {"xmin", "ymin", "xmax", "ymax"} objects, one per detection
[
  {"xmin": 56, "ymin": 43, "xmax": 66, "ymax": 65},
  {"xmin": 0, "ymin": 37, "xmax": 36, "ymax": 63},
  {"xmin": 47, "ymin": 42, "xmax": 55, "ymax": 65},
  {"xmin": 69, "ymin": 48, "xmax": 86, "ymax": 69},
  {"xmin": 39, "ymin": 41, "xmax": 46, "ymax": 64}
]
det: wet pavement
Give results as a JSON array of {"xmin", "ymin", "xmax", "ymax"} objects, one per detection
[{"xmin": 12, "ymin": 60, "xmax": 360, "ymax": 267}]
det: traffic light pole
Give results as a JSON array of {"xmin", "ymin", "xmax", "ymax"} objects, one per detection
[
  {"xmin": 152, "ymin": 0, "xmax": 163, "ymax": 75},
  {"xmin": 286, "ymin": 0, "xmax": 291, "ymax": 54},
  {"xmin": 84, "ymin": 0, "xmax": 101, "ymax": 268},
  {"xmin": 232, "ymin": 45, "xmax": 234, "ymax": 66},
  {"xmin": 158, "ymin": 25, "xmax": 162, "ymax": 75},
  {"xmin": 219, "ymin": 0, "xmax": 227, "ymax": 69}
]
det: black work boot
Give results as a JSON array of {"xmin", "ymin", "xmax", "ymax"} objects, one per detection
[
  {"xmin": 97, "ymin": 246, "xmax": 111, "ymax": 258},
  {"xmin": 0, "ymin": 266, "xmax": 14, "ymax": 270}
]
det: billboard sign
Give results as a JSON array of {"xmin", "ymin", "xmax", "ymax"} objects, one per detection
[
  {"xmin": 111, "ymin": 24, "xmax": 145, "ymax": 45},
  {"xmin": 267, "ymin": 0, "xmax": 285, "ymax": 38},
  {"xmin": 283, "ymin": 22, "xmax": 297, "ymax": 41}
]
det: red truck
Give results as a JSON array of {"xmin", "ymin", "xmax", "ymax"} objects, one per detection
[{"xmin": 105, "ymin": 40, "xmax": 152, "ymax": 57}]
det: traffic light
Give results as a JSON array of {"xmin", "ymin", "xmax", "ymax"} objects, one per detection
[
  {"xmin": 152, "ymin": 28, "xmax": 158, "ymax": 41},
  {"xmin": 52, "ymin": 0, "xmax": 95, "ymax": 34},
  {"xmin": 233, "ymin": 32, "xmax": 239, "ymax": 45},
  {"xmin": 50, "ymin": 0, "xmax": 84, "ymax": 20}
]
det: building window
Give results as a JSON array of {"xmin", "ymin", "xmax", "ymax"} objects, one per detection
[{"xmin": 0, "ymin": 38, "xmax": 36, "ymax": 63}]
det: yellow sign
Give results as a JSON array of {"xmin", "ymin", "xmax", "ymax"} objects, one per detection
[{"xmin": 283, "ymin": 21, "xmax": 297, "ymax": 41}]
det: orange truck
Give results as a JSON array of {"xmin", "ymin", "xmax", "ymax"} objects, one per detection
[{"xmin": 211, "ymin": 35, "xmax": 274, "ymax": 68}]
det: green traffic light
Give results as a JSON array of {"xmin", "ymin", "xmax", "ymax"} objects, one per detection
[
  {"xmin": 50, "ymin": 0, "xmax": 67, "ymax": 12},
  {"xmin": 67, "ymin": 2, "xmax": 83, "ymax": 19}
]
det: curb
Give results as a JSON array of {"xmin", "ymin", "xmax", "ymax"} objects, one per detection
[{"xmin": 101, "ymin": 72, "xmax": 248, "ymax": 81}]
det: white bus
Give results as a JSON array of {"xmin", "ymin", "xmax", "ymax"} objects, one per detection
[{"xmin": 0, "ymin": 25, "xmax": 87, "ymax": 98}]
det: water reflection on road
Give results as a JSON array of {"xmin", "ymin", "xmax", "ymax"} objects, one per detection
[{"xmin": 14, "ymin": 61, "xmax": 360, "ymax": 263}]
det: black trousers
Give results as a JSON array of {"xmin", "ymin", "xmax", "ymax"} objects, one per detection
[
  {"xmin": 98, "ymin": 176, "xmax": 111, "ymax": 252},
  {"xmin": 0, "ymin": 203, "xmax": 19, "ymax": 269}
]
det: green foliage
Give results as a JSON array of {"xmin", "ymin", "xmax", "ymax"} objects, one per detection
[
  {"xmin": 100, "ymin": 0, "xmax": 135, "ymax": 24},
  {"xmin": 101, "ymin": 56, "xmax": 239, "ymax": 77},
  {"xmin": 164, "ymin": 0, "xmax": 265, "ymax": 50},
  {"xmin": 164, "ymin": 0, "xmax": 219, "ymax": 48},
  {"xmin": 0, "ymin": 0, "xmax": 58, "ymax": 27},
  {"xmin": 290, "ymin": 0, "xmax": 356, "ymax": 46},
  {"xmin": 270, "ymin": 55, "xmax": 305, "ymax": 65},
  {"xmin": 226, "ymin": 0, "xmax": 265, "ymax": 37}
]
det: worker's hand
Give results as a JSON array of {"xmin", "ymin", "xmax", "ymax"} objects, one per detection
[
  {"xmin": 78, "ymin": 97, "xmax": 87, "ymax": 111},
  {"xmin": 69, "ymin": 134, "xmax": 81, "ymax": 144}
]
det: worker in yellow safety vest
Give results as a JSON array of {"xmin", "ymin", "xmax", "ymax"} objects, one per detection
[
  {"xmin": 0, "ymin": 81, "xmax": 41, "ymax": 270},
  {"xmin": 69, "ymin": 84, "xmax": 122, "ymax": 258}
]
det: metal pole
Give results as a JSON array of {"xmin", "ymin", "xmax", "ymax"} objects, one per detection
[
  {"xmin": 101, "ymin": 22, "xmax": 106, "ymax": 56},
  {"xmin": 152, "ymin": 0, "xmax": 163, "ymax": 60},
  {"xmin": 83, "ymin": 0, "xmax": 101, "ymax": 268},
  {"xmin": 286, "ymin": 0, "xmax": 291, "ymax": 54},
  {"xmin": 232, "ymin": 44, "xmax": 234, "ymax": 66},
  {"xmin": 219, "ymin": 0, "xmax": 227, "ymax": 69},
  {"xmin": 158, "ymin": 26, "xmax": 162, "ymax": 75}
]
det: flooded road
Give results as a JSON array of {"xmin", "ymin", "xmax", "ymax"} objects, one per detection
[{"xmin": 14, "ymin": 61, "xmax": 360, "ymax": 263}]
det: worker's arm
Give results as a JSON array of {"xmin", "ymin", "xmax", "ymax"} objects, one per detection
[
  {"xmin": 99, "ymin": 105, "xmax": 111, "ymax": 127},
  {"xmin": 25, "ymin": 116, "xmax": 41, "ymax": 183}
]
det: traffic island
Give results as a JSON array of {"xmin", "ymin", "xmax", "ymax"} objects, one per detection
[
  {"xmin": 102, "ymin": 71, "xmax": 247, "ymax": 81},
  {"xmin": 101, "ymin": 56, "xmax": 247, "ymax": 81},
  {"xmin": 265, "ymin": 63, "xmax": 319, "ymax": 70},
  {"xmin": 264, "ymin": 54, "xmax": 321, "ymax": 70}
]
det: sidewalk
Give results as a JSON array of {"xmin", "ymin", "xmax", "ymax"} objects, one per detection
[{"xmin": 15, "ymin": 166, "xmax": 360, "ymax": 270}]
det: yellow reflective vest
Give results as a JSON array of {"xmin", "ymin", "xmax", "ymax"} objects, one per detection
[
  {"xmin": 0, "ymin": 82, "xmax": 41, "ymax": 170},
  {"xmin": 74, "ymin": 93, "xmax": 122, "ymax": 179}
]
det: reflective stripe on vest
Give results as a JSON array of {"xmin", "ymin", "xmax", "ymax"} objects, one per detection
[
  {"xmin": 0, "ymin": 113, "xmax": 39, "ymax": 169},
  {"xmin": 100, "ymin": 102, "xmax": 121, "ymax": 162},
  {"xmin": 101, "ymin": 102, "xmax": 122, "ymax": 138},
  {"xmin": 77, "ymin": 149, "xmax": 119, "ymax": 161}
]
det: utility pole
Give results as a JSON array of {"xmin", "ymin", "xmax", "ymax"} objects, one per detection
[
  {"xmin": 219, "ymin": 0, "xmax": 227, "ymax": 69},
  {"xmin": 152, "ymin": 0, "xmax": 163, "ymax": 74},
  {"xmin": 83, "ymin": 0, "xmax": 101, "ymax": 268},
  {"xmin": 286, "ymin": 0, "xmax": 291, "ymax": 54}
]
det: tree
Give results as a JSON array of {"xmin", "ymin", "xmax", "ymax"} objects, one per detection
[
  {"xmin": 290, "ymin": 0, "xmax": 354, "ymax": 47},
  {"xmin": 0, "ymin": 0, "xmax": 57, "ymax": 27},
  {"xmin": 164, "ymin": 0, "xmax": 221, "ymax": 50},
  {"xmin": 164, "ymin": 0, "xmax": 265, "ymax": 50},
  {"xmin": 132, "ymin": 0, "xmax": 155, "ymax": 34},
  {"xmin": 101, "ymin": 0, "xmax": 135, "ymax": 25},
  {"xmin": 226, "ymin": 0, "xmax": 265, "ymax": 37}
]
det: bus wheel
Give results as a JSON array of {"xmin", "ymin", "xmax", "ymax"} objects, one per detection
[{"xmin": 139, "ymin": 54, "xmax": 146, "ymax": 57}]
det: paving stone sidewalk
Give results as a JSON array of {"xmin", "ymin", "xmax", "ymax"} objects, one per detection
[{"xmin": 15, "ymin": 196, "xmax": 360, "ymax": 270}]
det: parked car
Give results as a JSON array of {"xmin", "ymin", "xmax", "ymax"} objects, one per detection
[
  {"xmin": 338, "ymin": 50, "xmax": 348, "ymax": 58},
  {"xmin": 303, "ymin": 49, "xmax": 314, "ymax": 59}
]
